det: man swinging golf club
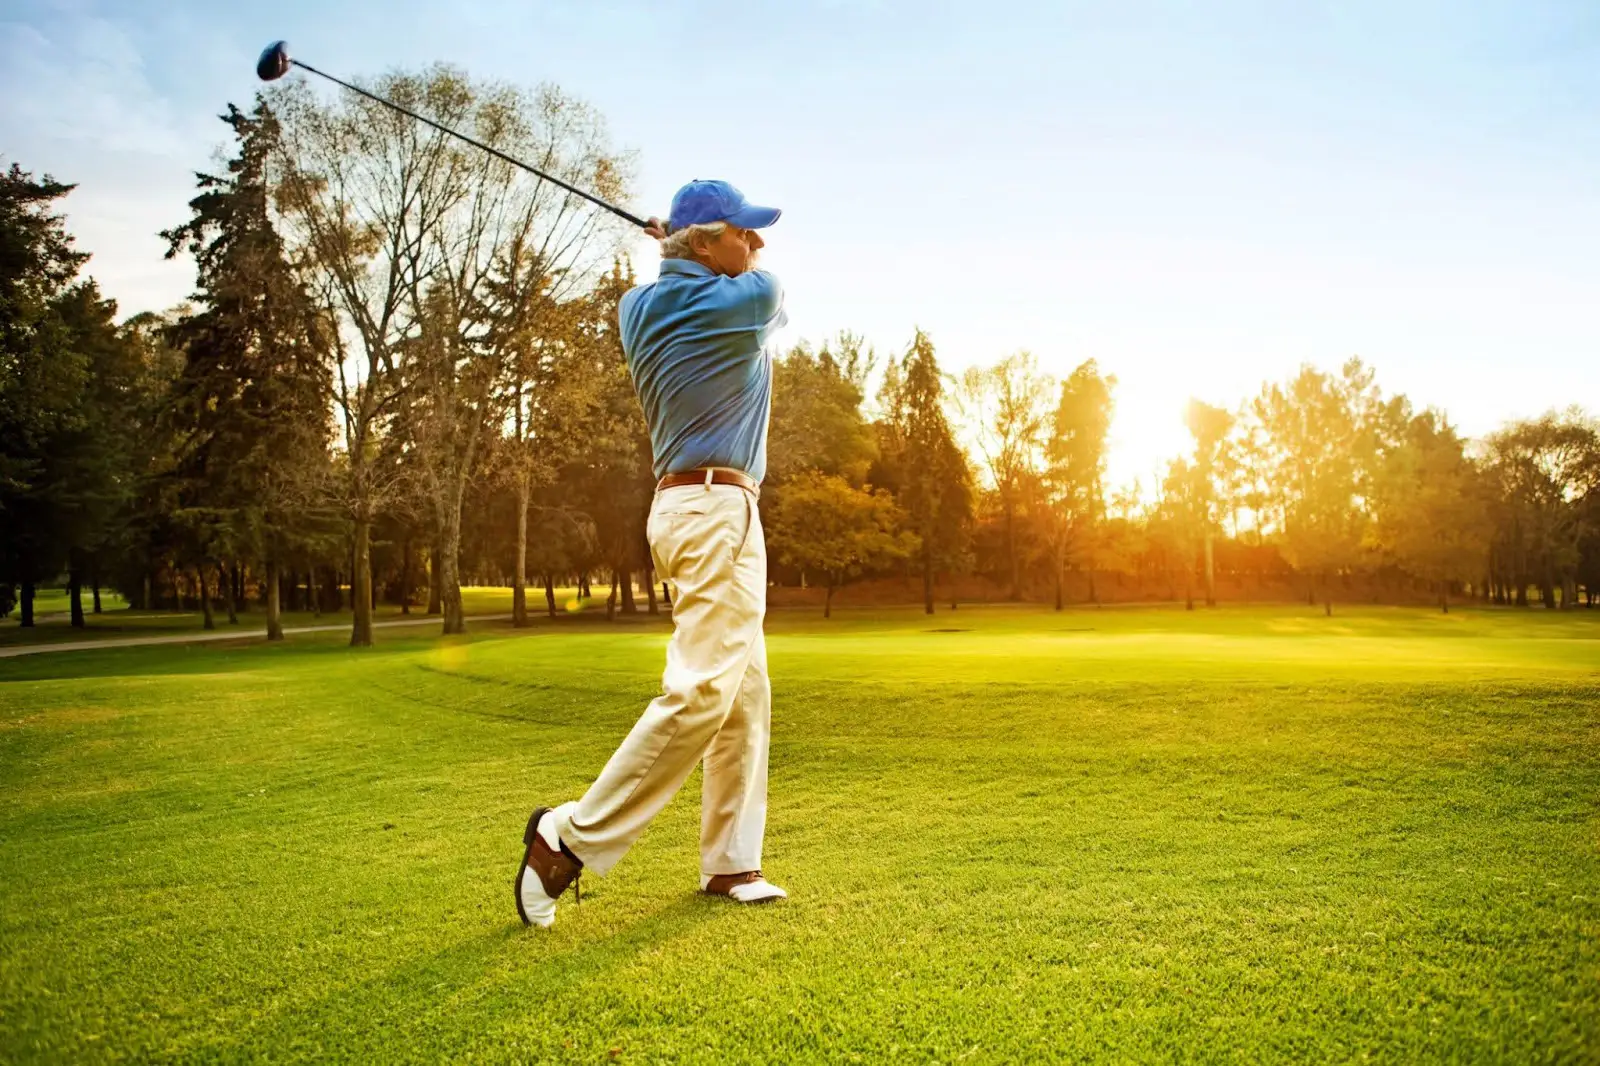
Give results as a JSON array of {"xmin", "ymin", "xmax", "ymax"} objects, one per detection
[{"xmin": 515, "ymin": 179, "xmax": 788, "ymax": 928}]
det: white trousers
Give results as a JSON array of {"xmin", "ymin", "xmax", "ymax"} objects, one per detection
[{"xmin": 552, "ymin": 482, "xmax": 770, "ymax": 877}]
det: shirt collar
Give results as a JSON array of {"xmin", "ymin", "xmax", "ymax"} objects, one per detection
[{"xmin": 659, "ymin": 258, "xmax": 715, "ymax": 278}]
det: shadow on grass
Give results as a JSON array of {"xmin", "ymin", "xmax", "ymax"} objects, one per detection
[{"xmin": 182, "ymin": 895, "xmax": 725, "ymax": 1062}]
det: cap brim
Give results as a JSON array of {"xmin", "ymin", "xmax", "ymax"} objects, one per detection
[{"xmin": 725, "ymin": 204, "xmax": 781, "ymax": 229}]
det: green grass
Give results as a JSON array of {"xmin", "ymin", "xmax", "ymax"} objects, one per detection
[
  {"xmin": 1, "ymin": 606, "xmax": 1596, "ymax": 1063},
  {"xmin": 0, "ymin": 586, "xmax": 606, "ymax": 647}
]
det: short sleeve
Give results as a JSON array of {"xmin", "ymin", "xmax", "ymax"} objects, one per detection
[{"xmin": 733, "ymin": 269, "xmax": 784, "ymax": 327}]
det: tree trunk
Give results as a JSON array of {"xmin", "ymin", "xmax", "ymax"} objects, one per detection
[
  {"xmin": 266, "ymin": 558, "xmax": 284, "ymax": 641},
  {"xmin": 1054, "ymin": 554, "xmax": 1064, "ymax": 612},
  {"xmin": 646, "ymin": 566, "xmax": 659, "ymax": 615},
  {"xmin": 91, "ymin": 568, "xmax": 103, "ymax": 615},
  {"xmin": 69, "ymin": 562, "xmax": 85, "ymax": 628},
  {"xmin": 175, "ymin": 570, "xmax": 186, "ymax": 612},
  {"xmin": 20, "ymin": 581, "xmax": 35, "ymax": 627},
  {"xmin": 544, "ymin": 574, "xmax": 558, "ymax": 618},
  {"xmin": 825, "ymin": 576, "xmax": 835, "ymax": 619},
  {"xmin": 142, "ymin": 574, "xmax": 151, "ymax": 612},
  {"xmin": 1440, "ymin": 581, "xmax": 1449, "ymax": 614},
  {"xmin": 662, "ymin": 581, "xmax": 673, "ymax": 608},
  {"xmin": 580, "ymin": 572, "xmax": 591, "ymax": 599},
  {"xmin": 1185, "ymin": 572, "xmax": 1194, "ymax": 611},
  {"xmin": 197, "ymin": 564, "xmax": 215, "ymax": 631},
  {"xmin": 1203, "ymin": 531, "xmax": 1216, "ymax": 607},
  {"xmin": 606, "ymin": 573, "xmax": 618, "ymax": 620},
  {"xmin": 351, "ymin": 520, "xmax": 374, "ymax": 647},
  {"xmin": 1514, "ymin": 540, "xmax": 1528, "ymax": 606},
  {"xmin": 396, "ymin": 537, "xmax": 410, "ymax": 615},
  {"xmin": 921, "ymin": 547, "xmax": 934, "ymax": 615},
  {"xmin": 513, "ymin": 474, "xmax": 529, "ymax": 627},
  {"xmin": 1088, "ymin": 570, "xmax": 1098, "ymax": 606},
  {"xmin": 440, "ymin": 509, "xmax": 466, "ymax": 635},
  {"xmin": 219, "ymin": 561, "xmax": 238, "ymax": 625},
  {"xmin": 1005, "ymin": 500, "xmax": 1019, "ymax": 601},
  {"xmin": 1323, "ymin": 573, "xmax": 1333, "ymax": 617},
  {"xmin": 620, "ymin": 567, "xmax": 637, "ymax": 614},
  {"xmin": 428, "ymin": 540, "xmax": 443, "ymax": 615}
]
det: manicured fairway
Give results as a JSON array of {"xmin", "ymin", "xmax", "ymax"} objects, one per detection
[{"xmin": 0, "ymin": 606, "xmax": 1596, "ymax": 1063}]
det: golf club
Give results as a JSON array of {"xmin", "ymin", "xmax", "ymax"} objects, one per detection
[{"xmin": 255, "ymin": 40, "xmax": 652, "ymax": 230}]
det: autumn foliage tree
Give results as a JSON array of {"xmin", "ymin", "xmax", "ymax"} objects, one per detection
[{"xmin": 768, "ymin": 472, "xmax": 916, "ymax": 617}]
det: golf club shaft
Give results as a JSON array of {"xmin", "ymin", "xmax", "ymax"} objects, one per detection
[{"xmin": 290, "ymin": 57, "xmax": 650, "ymax": 230}]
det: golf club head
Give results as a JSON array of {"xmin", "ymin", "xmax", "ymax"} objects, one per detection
[{"xmin": 256, "ymin": 41, "xmax": 291, "ymax": 82}]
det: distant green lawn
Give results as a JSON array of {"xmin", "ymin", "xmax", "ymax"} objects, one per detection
[
  {"xmin": 0, "ymin": 586, "xmax": 606, "ymax": 647},
  {"xmin": 0, "ymin": 606, "xmax": 1596, "ymax": 1062}
]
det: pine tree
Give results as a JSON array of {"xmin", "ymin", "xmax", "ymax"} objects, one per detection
[
  {"xmin": 0, "ymin": 165, "xmax": 97, "ymax": 626},
  {"xmin": 876, "ymin": 330, "xmax": 973, "ymax": 614},
  {"xmin": 162, "ymin": 99, "xmax": 332, "ymax": 640}
]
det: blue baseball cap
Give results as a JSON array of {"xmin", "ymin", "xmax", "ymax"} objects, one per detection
[{"xmin": 667, "ymin": 179, "xmax": 781, "ymax": 233}]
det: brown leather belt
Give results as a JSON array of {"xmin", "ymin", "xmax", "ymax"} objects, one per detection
[{"xmin": 656, "ymin": 468, "xmax": 760, "ymax": 495}]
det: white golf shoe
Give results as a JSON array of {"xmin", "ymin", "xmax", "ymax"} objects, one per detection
[{"xmin": 701, "ymin": 871, "xmax": 788, "ymax": 903}]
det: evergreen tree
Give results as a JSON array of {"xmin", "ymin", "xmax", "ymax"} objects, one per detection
[
  {"xmin": 875, "ymin": 330, "xmax": 973, "ymax": 613},
  {"xmin": 161, "ymin": 99, "xmax": 333, "ymax": 640},
  {"xmin": 0, "ymin": 164, "xmax": 128, "ymax": 627}
]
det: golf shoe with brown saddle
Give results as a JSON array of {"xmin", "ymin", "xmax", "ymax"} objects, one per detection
[{"xmin": 514, "ymin": 807, "xmax": 583, "ymax": 928}]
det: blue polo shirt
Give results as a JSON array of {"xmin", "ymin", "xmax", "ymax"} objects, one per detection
[{"xmin": 619, "ymin": 259, "xmax": 788, "ymax": 483}]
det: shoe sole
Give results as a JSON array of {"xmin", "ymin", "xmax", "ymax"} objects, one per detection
[
  {"xmin": 513, "ymin": 806, "xmax": 550, "ymax": 927},
  {"xmin": 700, "ymin": 889, "xmax": 786, "ymax": 904}
]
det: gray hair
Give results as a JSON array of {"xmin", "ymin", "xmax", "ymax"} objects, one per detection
[{"xmin": 660, "ymin": 220, "xmax": 727, "ymax": 260}]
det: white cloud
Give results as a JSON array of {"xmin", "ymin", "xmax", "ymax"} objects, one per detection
[{"xmin": 0, "ymin": 5, "xmax": 216, "ymax": 315}]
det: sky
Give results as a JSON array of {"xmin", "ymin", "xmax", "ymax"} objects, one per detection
[{"xmin": 3, "ymin": 0, "xmax": 1597, "ymax": 491}]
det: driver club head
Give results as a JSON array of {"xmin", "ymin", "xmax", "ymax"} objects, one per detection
[{"xmin": 256, "ymin": 41, "xmax": 292, "ymax": 82}]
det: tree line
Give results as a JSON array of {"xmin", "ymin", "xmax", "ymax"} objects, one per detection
[{"xmin": 2, "ymin": 68, "xmax": 1596, "ymax": 640}]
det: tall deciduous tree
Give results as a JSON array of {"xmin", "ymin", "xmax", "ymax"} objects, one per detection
[
  {"xmin": 959, "ymin": 351, "xmax": 1053, "ymax": 601},
  {"xmin": 1042, "ymin": 360, "xmax": 1115, "ymax": 610},
  {"xmin": 1485, "ymin": 411, "xmax": 1600, "ymax": 610},
  {"xmin": 1251, "ymin": 359, "xmax": 1382, "ymax": 615},
  {"xmin": 500, "ymin": 300, "xmax": 581, "ymax": 627},
  {"xmin": 1370, "ymin": 409, "xmax": 1491, "ymax": 611},
  {"xmin": 272, "ymin": 67, "xmax": 631, "ymax": 641},
  {"xmin": 1182, "ymin": 399, "xmax": 1235, "ymax": 607}
]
